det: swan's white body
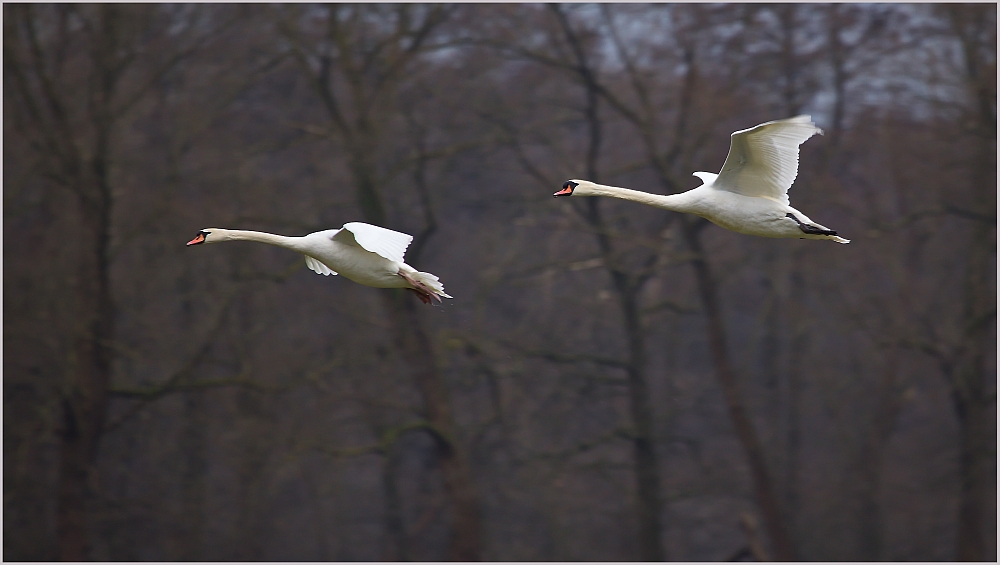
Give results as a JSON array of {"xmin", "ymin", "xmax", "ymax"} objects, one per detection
[
  {"xmin": 187, "ymin": 222, "xmax": 452, "ymax": 303},
  {"xmin": 556, "ymin": 115, "xmax": 849, "ymax": 244}
]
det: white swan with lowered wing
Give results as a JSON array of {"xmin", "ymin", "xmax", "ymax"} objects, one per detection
[{"xmin": 187, "ymin": 222, "xmax": 452, "ymax": 303}]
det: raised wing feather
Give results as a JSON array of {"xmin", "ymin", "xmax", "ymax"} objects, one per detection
[
  {"xmin": 714, "ymin": 115, "xmax": 822, "ymax": 206},
  {"xmin": 304, "ymin": 255, "xmax": 337, "ymax": 276},
  {"xmin": 339, "ymin": 222, "xmax": 413, "ymax": 263}
]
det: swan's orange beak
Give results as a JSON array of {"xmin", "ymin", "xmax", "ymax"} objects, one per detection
[
  {"xmin": 186, "ymin": 233, "xmax": 206, "ymax": 246},
  {"xmin": 554, "ymin": 180, "xmax": 578, "ymax": 197}
]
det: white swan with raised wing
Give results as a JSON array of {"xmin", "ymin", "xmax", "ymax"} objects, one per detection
[{"xmin": 554, "ymin": 115, "xmax": 848, "ymax": 243}]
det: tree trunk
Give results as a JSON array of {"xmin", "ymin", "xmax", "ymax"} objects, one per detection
[
  {"xmin": 952, "ymin": 218, "xmax": 993, "ymax": 562},
  {"xmin": 827, "ymin": 5, "xmax": 847, "ymax": 145},
  {"xmin": 382, "ymin": 443, "xmax": 409, "ymax": 561},
  {"xmin": 58, "ymin": 179, "xmax": 115, "ymax": 561},
  {"xmin": 594, "ymin": 227, "xmax": 665, "ymax": 560},
  {"xmin": 680, "ymin": 217, "xmax": 796, "ymax": 561},
  {"xmin": 778, "ymin": 5, "xmax": 800, "ymax": 117},
  {"xmin": 952, "ymin": 355, "xmax": 989, "ymax": 562},
  {"xmin": 290, "ymin": 6, "xmax": 483, "ymax": 552},
  {"xmin": 556, "ymin": 8, "xmax": 667, "ymax": 552},
  {"xmin": 580, "ymin": 199, "xmax": 664, "ymax": 562},
  {"xmin": 381, "ymin": 293, "xmax": 482, "ymax": 561},
  {"xmin": 354, "ymin": 158, "xmax": 481, "ymax": 560},
  {"xmin": 951, "ymin": 9, "xmax": 996, "ymax": 552},
  {"xmin": 57, "ymin": 406, "xmax": 93, "ymax": 561},
  {"xmin": 783, "ymin": 266, "xmax": 806, "ymax": 548},
  {"xmin": 855, "ymin": 351, "xmax": 902, "ymax": 560},
  {"xmin": 619, "ymin": 288, "xmax": 665, "ymax": 562},
  {"xmin": 178, "ymin": 393, "xmax": 207, "ymax": 560}
]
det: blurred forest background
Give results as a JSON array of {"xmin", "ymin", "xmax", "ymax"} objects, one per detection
[{"xmin": 3, "ymin": 3, "xmax": 996, "ymax": 561}]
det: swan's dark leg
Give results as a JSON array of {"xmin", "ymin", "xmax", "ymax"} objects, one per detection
[
  {"xmin": 786, "ymin": 213, "xmax": 838, "ymax": 236},
  {"xmin": 399, "ymin": 272, "xmax": 441, "ymax": 304},
  {"xmin": 406, "ymin": 288, "xmax": 434, "ymax": 304}
]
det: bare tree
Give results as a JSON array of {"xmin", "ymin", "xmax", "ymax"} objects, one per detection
[
  {"xmin": 3, "ymin": 5, "xmax": 225, "ymax": 558},
  {"xmin": 597, "ymin": 5, "xmax": 798, "ymax": 559},
  {"xmin": 473, "ymin": 5, "xmax": 687, "ymax": 557},
  {"xmin": 278, "ymin": 5, "xmax": 482, "ymax": 559},
  {"xmin": 938, "ymin": 6, "xmax": 996, "ymax": 560}
]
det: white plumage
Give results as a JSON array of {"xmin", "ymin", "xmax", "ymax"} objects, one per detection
[
  {"xmin": 186, "ymin": 222, "xmax": 452, "ymax": 303},
  {"xmin": 341, "ymin": 222, "xmax": 412, "ymax": 264},
  {"xmin": 555, "ymin": 115, "xmax": 849, "ymax": 244},
  {"xmin": 715, "ymin": 115, "xmax": 819, "ymax": 206},
  {"xmin": 304, "ymin": 254, "xmax": 337, "ymax": 276}
]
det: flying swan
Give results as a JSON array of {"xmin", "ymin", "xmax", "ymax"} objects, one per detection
[
  {"xmin": 186, "ymin": 222, "xmax": 452, "ymax": 303},
  {"xmin": 554, "ymin": 115, "xmax": 849, "ymax": 243}
]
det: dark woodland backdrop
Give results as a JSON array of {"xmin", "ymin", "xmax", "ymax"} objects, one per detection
[{"xmin": 4, "ymin": 3, "xmax": 996, "ymax": 561}]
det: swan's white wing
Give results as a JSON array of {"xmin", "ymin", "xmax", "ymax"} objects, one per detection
[
  {"xmin": 713, "ymin": 115, "xmax": 822, "ymax": 206},
  {"xmin": 304, "ymin": 255, "xmax": 338, "ymax": 276},
  {"xmin": 339, "ymin": 222, "xmax": 413, "ymax": 263}
]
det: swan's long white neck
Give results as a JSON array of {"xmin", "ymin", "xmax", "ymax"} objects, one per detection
[
  {"xmin": 573, "ymin": 181, "xmax": 698, "ymax": 213},
  {"xmin": 209, "ymin": 229, "xmax": 304, "ymax": 251}
]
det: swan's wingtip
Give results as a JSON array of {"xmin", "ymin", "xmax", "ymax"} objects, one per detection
[{"xmin": 832, "ymin": 236, "xmax": 850, "ymax": 244}]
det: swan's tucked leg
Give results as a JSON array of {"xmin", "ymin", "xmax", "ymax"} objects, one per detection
[
  {"xmin": 786, "ymin": 213, "xmax": 838, "ymax": 236},
  {"xmin": 399, "ymin": 271, "xmax": 441, "ymax": 304}
]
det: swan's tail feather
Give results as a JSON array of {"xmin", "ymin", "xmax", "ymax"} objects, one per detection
[{"xmin": 400, "ymin": 270, "xmax": 452, "ymax": 304}]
